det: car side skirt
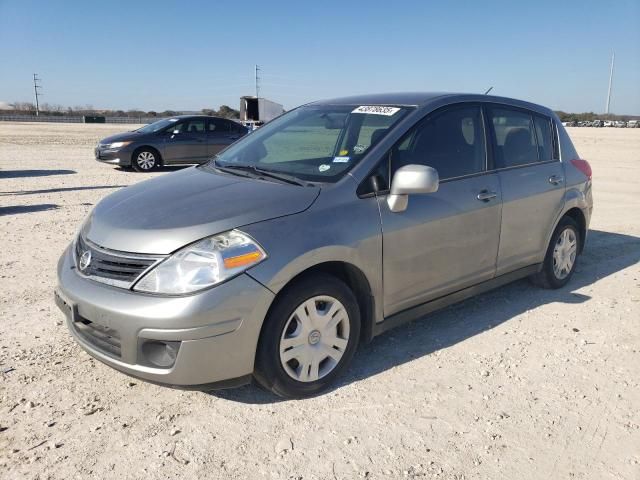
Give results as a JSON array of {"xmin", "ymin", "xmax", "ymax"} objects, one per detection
[{"xmin": 372, "ymin": 264, "xmax": 542, "ymax": 338}]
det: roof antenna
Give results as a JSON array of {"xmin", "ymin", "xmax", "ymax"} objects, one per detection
[{"xmin": 484, "ymin": 86, "xmax": 493, "ymax": 95}]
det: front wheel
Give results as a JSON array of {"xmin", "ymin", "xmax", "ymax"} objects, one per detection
[
  {"xmin": 132, "ymin": 149, "xmax": 159, "ymax": 172},
  {"xmin": 531, "ymin": 217, "xmax": 580, "ymax": 289},
  {"xmin": 254, "ymin": 274, "xmax": 361, "ymax": 398}
]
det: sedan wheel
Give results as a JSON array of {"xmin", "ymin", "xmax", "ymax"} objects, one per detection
[
  {"xmin": 552, "ymin": 228, "xmax": 577, "ymax": 280},
  {"xmin": 254, "ymin": 274, "xmax": 361, "ymax": 398},
  {"xmin": 133, "ymin": 150, "xmax": 157, "ymax": 172},
  {"xmin": 279, "ymin": 296, "xmax": 350, "ymax": 383},
  {"xmin": 530, "ymin": 216, "xmax": 580, "ymax": 289}
]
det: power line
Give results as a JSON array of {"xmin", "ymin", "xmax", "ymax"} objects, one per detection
[{"xmin": 33, "ymin": 73, "xmax": 43, "ymax": 116}]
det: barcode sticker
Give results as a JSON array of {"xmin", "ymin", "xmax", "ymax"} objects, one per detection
[{"xmin": 352, "ymin": 106, "xmax": 401, "ymax": 116}]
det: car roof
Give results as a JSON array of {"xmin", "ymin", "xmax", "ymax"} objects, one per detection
[
  {"xmin": 310, "ymin": 92, "xmax": 451, "ymax": 107},
  {"xmin": 169, "ymin": 114, "xmax": 226, "ymax": 120},
  {"xmin": 309, "ymin": 92, "xmax": 554, "ymax": 115}
]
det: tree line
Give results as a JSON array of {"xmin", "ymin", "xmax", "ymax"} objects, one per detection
[
  {"xmin": 554, "ymin": 111, "xmax": 639, "ymax": 122},
  {"xmin": 1, "ymin": 102, "xmax": 240, "ymax": 119}
]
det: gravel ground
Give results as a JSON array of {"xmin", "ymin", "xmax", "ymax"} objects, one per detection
[{"xmin": 0, "ymin": 123, "xmax": 639, "ymax": 480}]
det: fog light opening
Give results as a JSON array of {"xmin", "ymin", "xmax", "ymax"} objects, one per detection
[{"xmin": 141, "ymin": 340, "xmax": 180, "ymax": 368}]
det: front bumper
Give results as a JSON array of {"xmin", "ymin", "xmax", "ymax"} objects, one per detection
[
  {"xmin": 54, "ymin": 245, "xmax": 274, "ymax": 387},
  {"xmin": 95, "ymin": 145, "xmax": 133, "ymax": 166}
]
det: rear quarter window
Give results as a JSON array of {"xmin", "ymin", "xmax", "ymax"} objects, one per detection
[
  {"xmin": 208, "ymin": 119, "xmax": 230, "ymax": 133},
  {"xmin": 557, "ymin": 122, "xmax": 579, "ymax": 161},
  {"xmin": 533, "ymin": 114, "xmax": 554, "ymax": 161}
]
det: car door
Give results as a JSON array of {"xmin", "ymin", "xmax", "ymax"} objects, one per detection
[
  {"xmin": 487, "ymin": 106, "xmax": 565, "ymax": 275},
  {"xmin": 207, "ymin": 119, "xmax": 245, "ymax": 156},
  {"xmin": 377, "ymin": 104, "xmax": 503, "ymax": 317},
  {"xmin": 162, "ymin": 118, "xmax": 209, "ymax": 164}
]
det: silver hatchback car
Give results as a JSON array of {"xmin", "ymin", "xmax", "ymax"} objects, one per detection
[{"xmin": 55, "ymin": 93, "xmax": 593, "ymax": 398}]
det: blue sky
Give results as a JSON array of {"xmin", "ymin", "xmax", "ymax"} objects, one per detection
[{"xmin": 1, "ymin": 0, "xmax": 639, "ymax": 114}]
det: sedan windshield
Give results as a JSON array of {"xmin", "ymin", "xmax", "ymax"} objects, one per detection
[
  {"xmin": 136, "ymin": 118, "xmax": 180, "ymax": 134},
  {"xmin": 208, "ymin": 105, "xmax": 411, "ymax": 182}
]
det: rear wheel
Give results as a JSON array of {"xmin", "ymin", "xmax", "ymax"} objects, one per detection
[
  {"xmin": 254, "ymin": 274, "xmax": 360, "ymax": 398},
  {"xmin": 132, "ymin": 148, "xmax": 159, "ymax": 172},
  {"xmin": 531, "ymin": 216, "xmax": 580, "ymax": 289}
]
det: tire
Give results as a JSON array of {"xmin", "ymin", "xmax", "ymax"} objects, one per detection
[
  {"xmin": 530, "ymin": 216, "xmax": 581, "ymax": 289},
  {"xmin": 132, "ymin": 148, "xmax": 160, "ymax": 172},
  {"xmin": 254, "ymin": 273, "xmax": 361, "ymax": 399}
]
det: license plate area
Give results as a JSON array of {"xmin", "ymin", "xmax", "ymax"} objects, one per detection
[
  {"xmin": 54, "ymin": 290, "xmax": 75, "ymax": 321},
  {"xmin": 55, "ymin": 291, "xmax": 122, "ymax": 358}
]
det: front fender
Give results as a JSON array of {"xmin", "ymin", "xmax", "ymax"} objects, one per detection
[
  {"xmin": 251, "ymin": 244, "xmax": 377, "ymax": 295},
  {"xmin": 241, "ymin": 191, "xmax": 384, "ymax": 323}
]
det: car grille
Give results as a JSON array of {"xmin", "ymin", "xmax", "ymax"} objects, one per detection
[{"xmin": 74, "ymin": 235, "xmax": 163, "ymax": 289}]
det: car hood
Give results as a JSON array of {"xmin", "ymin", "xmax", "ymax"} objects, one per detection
[
  {"xmin": 83, "ymin": 167, "xmax": 321, "ymax": 254},
  {"xmin": 100, "ymin": 131, "xmax": 142, "ymax": 144}
]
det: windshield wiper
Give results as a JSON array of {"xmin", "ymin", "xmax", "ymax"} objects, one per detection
[
  {"xmin": 249, "ymin": 166, "xmax": 310, "ymax": 186},
  {"xmin": 208, "ymin": 157, "xmax": 256, "ymax": 179},
  {"xmin": 213, "ymin": 164, "xmax": 256, "ymax": 179},
  {"xmin": 214, "ymin": 162, "xmax": 309, "ymax": 186}
]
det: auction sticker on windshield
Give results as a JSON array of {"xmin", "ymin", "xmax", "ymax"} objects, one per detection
[{"xmin": 352, "ymin": 106, "xmax": 401, "ymax": 116}]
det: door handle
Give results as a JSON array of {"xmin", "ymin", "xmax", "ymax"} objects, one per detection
[
  {"xmin": 477, "ymin": 190, "xmax": 497, "ymax": 202},
  {"xmin": 549, "ymin": 175, "xmax": 564, "ymax": 185}
]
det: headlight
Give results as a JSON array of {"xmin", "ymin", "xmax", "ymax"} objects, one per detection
[
  {"xmin": 133, "ymin": 230, "xmax": 266, "ymax": 295},
  {"xmin": 106, "ymin": 141, "xmax": 132, "ymax": 149}
]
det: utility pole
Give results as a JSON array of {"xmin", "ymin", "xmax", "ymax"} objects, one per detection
[
  {"xmin": 606, "ymin": 52, "xmax": 615, "ymax": 115},
  {"xmin": 33, "ymin": 73, "xmax": 42, "ymax": 116},
  {"xmin": 255, "ymin": 64, "xmax": 261, "ymax": 98}
]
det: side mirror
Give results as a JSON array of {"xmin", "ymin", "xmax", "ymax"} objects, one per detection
[
  {"xmin": 172, "ymin": 129, "xmax": 180, "ymax": 135},
  {"xmin": 387, "ymin": 164, "xmax": 439, "ymax": 212}
]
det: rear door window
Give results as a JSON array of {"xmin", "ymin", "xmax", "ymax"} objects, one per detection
[
  {"xmin": 174, "ymin": 119, "xmax": 206, "ymax": 134},
  {"xmin": 489, "ymin": 107, "xmax": 538, "ymax": 168},
  {"xmin": 208, "ymin": 118, "xmax": 229, "ymax": 133}
]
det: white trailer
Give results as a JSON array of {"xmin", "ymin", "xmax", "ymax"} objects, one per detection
[{"xmin": 240, "ymin": 96, "xmax": 284, "ymax": 129}]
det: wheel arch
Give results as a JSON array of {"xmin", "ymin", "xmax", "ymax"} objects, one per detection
[
  {"xmin": 257, "ymin": 261, "xmax": 376, "ymax": 347},
  {"xmin": 546, "ymin": 187, "xmax": 589, "ymax": 256},
  {"xmin": 563, "ymin": 207, "xmax": 587, "ymax": 254}
]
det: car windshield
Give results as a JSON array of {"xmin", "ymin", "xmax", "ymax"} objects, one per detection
[
  {"xmin": 136, "ymin": 118, "xmax": 180, "ymax": 134},
  {"xmin": 206, "ymin": 105, "xmax": 411, "ymax": 182}
]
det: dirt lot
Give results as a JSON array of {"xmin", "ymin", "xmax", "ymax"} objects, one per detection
[{"xmin": 0, "ymin": 123, "xmax": 638, "ymax": 479}]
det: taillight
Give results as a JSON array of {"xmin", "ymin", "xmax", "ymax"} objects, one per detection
[{"xmin": 571, "ymin": 159, "xmax": 592, "ymax": 180}]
